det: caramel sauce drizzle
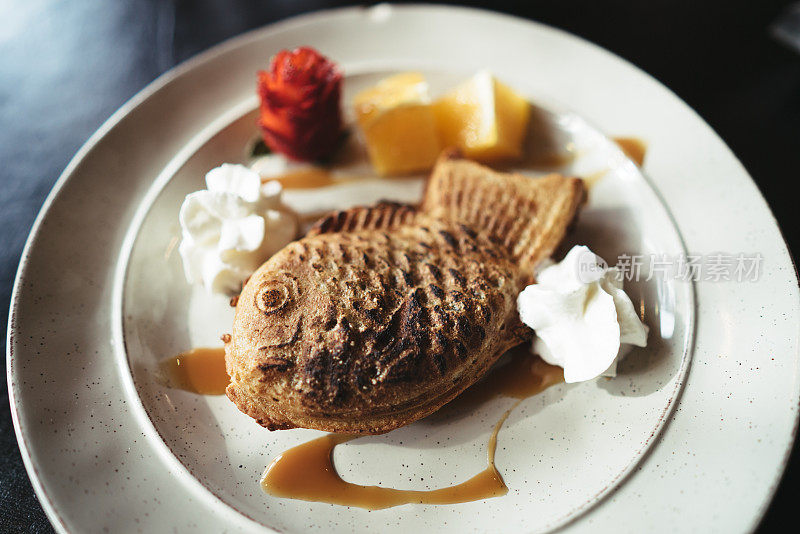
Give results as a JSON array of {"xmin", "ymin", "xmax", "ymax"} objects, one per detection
[
  {"xmin": 160, "ymin": 347, "xmax": 229, "ymax": 395},
  {"xmin": 582, "ymin": 138, "xmax": 647, "ymax": 189},
  {"xmin": 260, "ymin": 405, "xmax": 513, "ymax": 510},
  {"xmin": 265, "ymin": 168, "xmax": 345, "ymax": 190},
  {"xmin": 260, "ymin": 348, "xmax": 563, "ymax": 509},
  {"xmin": 612, "ymin": 137, "xmax": 647, "ymax": 167},
  {"xmin": 262, "ymin": 168, "xmax": 420, "ymax": 191}
]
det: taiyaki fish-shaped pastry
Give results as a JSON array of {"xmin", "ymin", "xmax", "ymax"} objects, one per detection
[{"xmin": 225, "ymin": 153, "xmax": 586, "ymax": 434}]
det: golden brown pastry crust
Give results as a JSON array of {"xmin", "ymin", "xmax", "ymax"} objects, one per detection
[{"xmin": 225, "ymin": 154, "xmax": 586, "ymax": 434}]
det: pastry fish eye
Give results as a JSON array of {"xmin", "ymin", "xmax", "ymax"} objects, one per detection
[{"xmin": 255, "ymin": 275, "xmax": 296, "ymax": 315}]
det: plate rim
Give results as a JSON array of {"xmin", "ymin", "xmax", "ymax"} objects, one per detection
[{"xmin": 6, "ymin": 4, "xmax": 798, "ymax": 532}]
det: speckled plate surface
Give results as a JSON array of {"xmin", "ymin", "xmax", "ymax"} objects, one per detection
[{"xmin": 7, "ymin": 5, "xmax": 799, "ymax": 533}]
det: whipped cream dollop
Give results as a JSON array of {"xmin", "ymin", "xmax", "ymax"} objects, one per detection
[
  {"xmin": 178, "ymin": 164, "xmax": 298, "ymax": 295},
  {"xmin": 517, "ymin": 245, "xmax": 649, "ymax": 383}
]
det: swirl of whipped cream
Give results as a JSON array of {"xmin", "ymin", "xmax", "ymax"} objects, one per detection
[
  {"xmin": 517, "ymin": 245, "xmax": 649, "ymax": 383},
  {"xmin": 178, "ymin": 164, "xmax": 298, "ymax": 295}
]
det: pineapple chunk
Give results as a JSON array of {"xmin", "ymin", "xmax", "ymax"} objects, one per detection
[
  {"xmin": 433, "ymin": 71, "xmax": 530, "ymax": 162},
  {"xmin": 353, "ymin": 73, "xmax": 442, "ymax": 176}
]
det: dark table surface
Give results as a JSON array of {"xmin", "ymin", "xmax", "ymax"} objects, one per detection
[{"xmin": 2, "ymin": 0, "xmax": 798, "ymax": 531}]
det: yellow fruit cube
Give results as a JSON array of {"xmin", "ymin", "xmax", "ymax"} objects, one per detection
[
  {"xmin": 433, "ymin": 71, "xmax": 530, "ymax": 163},
  {"xmin": 353, "ymin": 73, "xmax": 442, "ymax": 176}
]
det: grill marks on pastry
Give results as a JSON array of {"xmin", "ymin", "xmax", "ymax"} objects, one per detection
[
  {"xmin": 428, "ymin": 283, "xmax": 445, "ymax": 300},
  {"xmin": 258, "ymin": 356, "xmax": 294, "ymax": 373},
  {"xmin": 437, "ymin": 229, "xmax": 459, "ymax": 249},
  {"xmin": 426, "ymin": 263, "xmax": 443, "ymax": 282},
  {"xmin": 421, "ymin": 156, "xmax": 586, "ymax": 273},
  {"xmin": 283, "ymin": 226, "xmax": 510, "ymax": 403},
  {"xmin": 311, "ymin": 201, "xmax": 416, "ymax": 235},
  {"xmin": 300, "ymin": 317, "xmax": 357, "ymax": 404}
]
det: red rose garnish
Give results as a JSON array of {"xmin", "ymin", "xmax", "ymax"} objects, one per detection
[{"xmin": 257, "ymin": 47, "xmax": 343, "ymax": 162}]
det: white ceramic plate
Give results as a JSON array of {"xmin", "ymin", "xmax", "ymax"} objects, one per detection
[{"xmin": 7, "ymin": 5, "xmax": 799, "ymax": 533}]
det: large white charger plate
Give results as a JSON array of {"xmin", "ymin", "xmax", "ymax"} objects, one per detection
[{"xmin": 7, "ymin": 5, "xmax": 799, "ymax": 533}]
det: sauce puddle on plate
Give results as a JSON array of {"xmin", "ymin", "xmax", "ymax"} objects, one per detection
[
  {"xmin": 265, "ymin": 168, "xmax": 346, "ymax": 190},
  {"xmin": 160, "ymin": 347, "xmax": 229, "ymax": 395},
  {"xmin": 584, "ymin": 138, "xmax": 647, "ymax": 189},
  {"xmin": 262, "ymin": 167, "xmax": 421, "ymax": 191},
  {"xmin": 261, "ymin": 348, "xmax": 563, "ymax": 509},
  {"xmin": 612, "ymin": 137, "xmax": 647, "ymax": 167}
]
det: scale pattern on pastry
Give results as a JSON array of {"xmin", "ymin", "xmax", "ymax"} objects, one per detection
[{"xmin": 225, "ymin": 153, "xmax": 586, "ymax": 433}]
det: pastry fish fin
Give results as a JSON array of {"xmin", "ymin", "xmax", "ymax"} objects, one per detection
[
  {"xmin": 420, "ymin": 152, "xmax": 586, "ymax": 273},
  {"xmin": 307, "ymin": 201, "xmax": 418, "ymax": 236}
]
